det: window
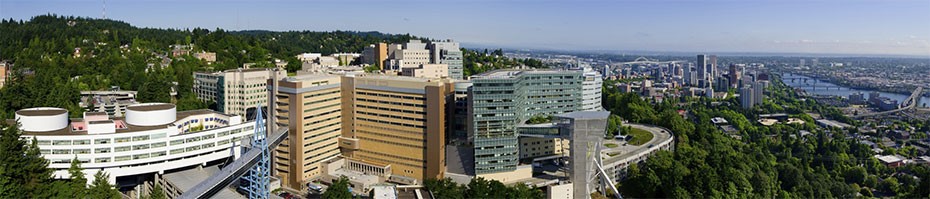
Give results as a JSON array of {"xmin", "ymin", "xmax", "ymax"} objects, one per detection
[
  {"xmin": 94, "ymin": 139, "xmax": 111, "ymax": 144},
  {"xmin": 53, "ymin": 140, "xmax": 71, "ymax": 145},
  {"xmin": 115, "ymin": 146, "xmax": 131, "ymax": 152},
  {"xmin": 132, "ymin": 144, "xmax": 150, "ymax": 150},
  {"xmin": 115, "ymin": 155, "xmax": 131, "ymax": 162},
  {"xmin": 170, "ymin": 139, "xmax": 185, "ymax": 146},
  {"xmin": 73, "ymin": 140, "xmax": 91, "ymax": 145},
  {"xmin": 73, "ymin": 149, "xmax": 90, "ymax": 154},
  {"xmin": 151, "ymin": 151, "xmax": 167, "ymax": 157},
  {"xmin": 149, "ymin": 133, "xmax": 167, "ymax": 139},
  {"xmin": 95, "ymin": 148, "xmax": 111, "ymax": 153},
  {"xmin": 133, "ymin": 154, "xmax": 150, "ymax": 160},
  {"xmin": 170, "ymin": 148, "xmax": 185, "ymax": 155},
  {"xmin": 151, "ymin": 142, "xmax": 167, "ymax": 148},
  {"xmin": 36, "ymin": 140, "xmax": 51, "ymax": 145},
  {"xmin": 52, "ymin": 149, "xmax": 70, "ymax": 154},
  {"xmin": 95, "ymin": 157, "xmax": 111, "ymax": 163},
  {"xmin": 115, "ymin": 137, "xmax": 131, "ymax": 143},
  {"xmin": 132, "ymin": 135, "xmax": 149, "ymax": 141}
]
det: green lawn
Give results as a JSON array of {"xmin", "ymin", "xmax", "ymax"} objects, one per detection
[
  {"xmin": 604, "ymin": 143, "xmax": 619, "ymax": 148},
  {"xmin": 627, "ymin": 127, "xmax": 654, "ymax": 146}
]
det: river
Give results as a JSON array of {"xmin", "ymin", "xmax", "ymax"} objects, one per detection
[{"xmin": 781, "ymin": 73, "xmax": 929, "ymax": 108}]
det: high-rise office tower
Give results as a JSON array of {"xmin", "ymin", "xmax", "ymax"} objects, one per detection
[
  {"xmin": 683, "ymin": 63, "xmax": 693, "ymax": 86},
  {"xmin": 728, "ymin": 64, "xmax": 741, "ymax": 88},
  {"xmin": 708, "ymin": 55, "xmax": 718, "ymax": 78},
  {"xmin": 696, "ymin": 54, "xmax": 708, "ymax": 83},
  {"xmin": 340, "ymin": 75, "xmax": 452, "ymax": 182},
  {"xmin": 468, "ymin": 70, "xmax": 584, "ymax": 176},
  {"xmin": 799, "ymin": 59, "xmax": 806, "ymax": 67}
]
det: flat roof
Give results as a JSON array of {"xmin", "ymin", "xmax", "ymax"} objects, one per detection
[
  {"xmin": 877, "ymin": 155, "xmax": 903, "ymax": 163},
  {"xmin": 472, "ymin": 69, "xmax": 577, "ymax": 79},
  {"xmin": 126, "ymin": 104, "xmax": 176, "ymax": 112},
  {"xmin": 557, "ymin": 111, "xmax": 610, "ymax": 120},
  {"xmin": 85, "ymin": 112, "xmax": 108, "ymax": 116},
  {"xmin": 88, "ymin": 120, "xmax": 114, "ymax": 124},
  {"xmin": 12, "ymin": 109, "xmax": 232, "ymax": 136},
  {"xmin": 16, "ymin": 108, "xmax": 67, "ymax": 116},
  {"xmin": 223, "ymin": 68, "xmax": 272, "ymax": 73},
  {"xmin": 284, "ymin": 73, "xmax": 339, "ymax": 82}
]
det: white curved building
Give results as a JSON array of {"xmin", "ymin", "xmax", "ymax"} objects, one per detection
[{"xmin": 12, "ymin": 103, "xmax": 255, "ymax": 185}]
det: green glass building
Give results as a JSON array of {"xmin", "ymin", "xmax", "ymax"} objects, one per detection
[{"xmin": 468, "ymin": 69, "xmax": 583, "ymax": 174}]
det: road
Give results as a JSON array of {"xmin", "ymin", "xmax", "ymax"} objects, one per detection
[{"xmin": 601, "ymin": 123, "xmax": 673, "ymax": 165}]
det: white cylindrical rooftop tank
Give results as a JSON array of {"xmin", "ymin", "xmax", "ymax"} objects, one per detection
[
  {"xmin": 125, "ymin": 103, "xmax": 176, "ymax": 126},
  {"xmin": 15, "ymin": 107, "xmax": 69, "ymax": 132}
]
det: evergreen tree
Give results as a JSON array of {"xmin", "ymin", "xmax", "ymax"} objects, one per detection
[
  {"xmin": 68, "ymin": 157, "xmax": 88, "ymax": 198},
  {"xmin": 423, "ymin": 178, "xmax": 464, "ymax": 199},
  {"xmin": 321, "ymin": 176, "xmax": 352, "ymax": 199},
  {"xmin": 144, "ymin": 183, "xmax": 167, "ymax": 199},
  {"xmin": 87, "ymin": 171, "xmax": 121, "ymax": 199},
  {"xmin": 0, "ymin": 122, "xmax": 53, "ymax": 198}
]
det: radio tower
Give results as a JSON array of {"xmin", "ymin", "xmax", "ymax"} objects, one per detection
[{"xmin": 102, "ymin": 0, "xmax": 107, "ymax": 19}]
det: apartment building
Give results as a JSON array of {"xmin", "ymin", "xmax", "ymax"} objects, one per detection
[{"xmin": 193, "ymin": 68, "xmax": 284, "ymax": 118}]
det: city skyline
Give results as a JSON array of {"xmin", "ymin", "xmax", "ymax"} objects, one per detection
[{"xmin": 1, "ymin": 0, "xmax": 928, "ymax": 57}]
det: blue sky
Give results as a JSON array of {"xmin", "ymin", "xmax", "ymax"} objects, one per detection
[{"xmin": 2, "ymin": 0, "xmax": 929, "ymax": 56}]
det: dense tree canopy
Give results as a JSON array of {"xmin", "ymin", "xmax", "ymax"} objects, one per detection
[
  {"xmin": 423, "ymin": 177, "xmax": 544, "ymax": 199},
  {"xmin": 608, "ymin": 76, "xmax": 930, "ymax": 198},
  {"xmin": 0, "ymin": 15, "xmax": 423, "ymax": 117}
]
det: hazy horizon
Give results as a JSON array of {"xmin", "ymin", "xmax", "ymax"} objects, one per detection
[{"xmin": 2, "ymin": 0, "xmax": 928, "ymax": 57}]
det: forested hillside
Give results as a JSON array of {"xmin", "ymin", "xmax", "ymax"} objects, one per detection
[
  {"xmin": 0, "ymin": 15, "xmax": 420, "ymax": 118},
  {"xmin": 606, "ymin": 76, "xmax": 930, "ymax": 198}
]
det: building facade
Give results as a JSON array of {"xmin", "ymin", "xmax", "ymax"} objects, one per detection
[
  {"xmin": 581, "ymin": 68, "xmax": 603, "ymax": 111},
  {"xmin": 468, "ymin": 70, "xmax": 583, "ymax": 175},
  {"xmin": 273, "ymin": 74, "xmax": 451, "ymax": 189},
  {"xmin": 0, "ymin": 61, "xmax": 9, "ymax": 88},
  {"xmin": 428, "ymin": 40, "xmax": 464, "ymax": 80},
  {"xmin": 12, "ymin": 103, "xmax": 254, "ymax": 185},
  {"xmin": 79, "ymin": 90, "xmax": 139, "ymax": 117},
  {"xmin": 193, "ymin": 68, "xmax": 284, "ymax": 118},
  {"xmin": 273, "ymin": 74, "xmax": 344, "ymax": 189},
  {"xmin": 340, "ymin": 75, "xmax": 452, "ymax": 182},
  {"xmin": 401, "ymin": 64, "xmax": 449, "ymax": 79}
]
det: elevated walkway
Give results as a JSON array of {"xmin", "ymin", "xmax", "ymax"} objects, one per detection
[{"xmin": 180, "ymin": 126, "xmax": 288, "ymax": 199}]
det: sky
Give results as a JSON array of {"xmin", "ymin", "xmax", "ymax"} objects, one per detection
[{"xmin": 2, "ymin": 0, "xmax": 929, "ymax": 56}]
